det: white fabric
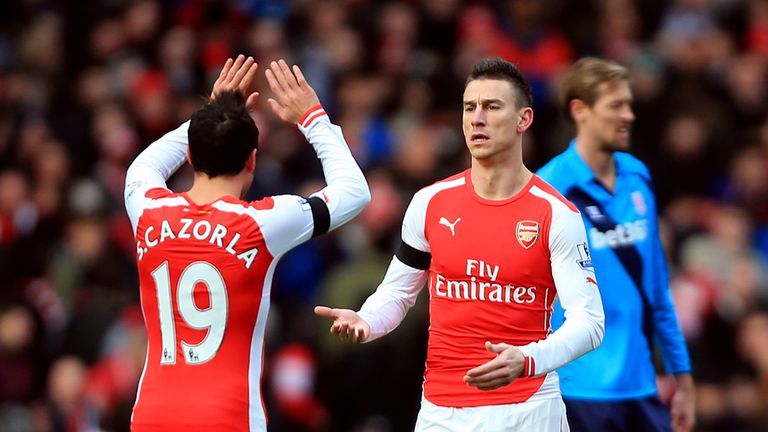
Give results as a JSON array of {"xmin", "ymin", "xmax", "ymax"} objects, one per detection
[
  {"xmin": 124, "ymin": 121, "xmax": 190, "ymax": 233},
  {"xmin": 124, "ymin": 114, "xmax": 370, "ymax": 240},
  {"xmin": 357, "ymin": 179, "xmax": 464, "ymax": 341},
  {"xmin": 358, "ymin": 256, "xmax": 428, "ymax": 341},
  {"xmin": 415, "ymin": 395, "xmax": 570, "ymax": 432},
  {"xmin": 356, "ymin": 180, "xmax": 604, "ymax": 376},
  {"xmin": 518, "ymin": 185, "xmax": 605, "ymax": 376}
]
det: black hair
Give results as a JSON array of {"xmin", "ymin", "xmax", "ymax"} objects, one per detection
[
  {"xmin": 467, "ymin": 58, "xmax": 533, "ymax": 108},
  {"xmin": 188, "ymin": 90, "xmax": 259, "ymax": 177}
]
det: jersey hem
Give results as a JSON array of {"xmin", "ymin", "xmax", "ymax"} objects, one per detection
[{"xmin": 561, "ymin": 388, "xmax": 658, "ymax": 401}]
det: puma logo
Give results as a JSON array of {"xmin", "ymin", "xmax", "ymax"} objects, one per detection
[{"xmin": 439, "ymin": 217, "xmax": 461, "ymax": 236}]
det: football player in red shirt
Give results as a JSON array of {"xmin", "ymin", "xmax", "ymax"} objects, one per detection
[
  {"xmin": 316, "ymin": 57, "xmax": 604, "ymax": 431},
  {"xmin": 124, "ymin": 56, "xmax": 370, "ymax": 431}
]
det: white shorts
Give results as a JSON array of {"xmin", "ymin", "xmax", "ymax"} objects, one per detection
[{"xmin": 414, "ymin": 396, "xmax": 570, "ymax": 432}]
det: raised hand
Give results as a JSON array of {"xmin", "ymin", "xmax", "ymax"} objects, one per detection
[
  {"xmin": 211, "ymin": 55, "xmax": 260, "ymax": 113},
  {"xmin": 264, "ymin": 59, "xmax": 320, "ymax": 124},
  {"xmin": 314, "ymin": 306, "xmax": 371, "ymax": 343},
  {"xmin": 463, "ymin": 341, "xmax": 525, "ymax": 391}
]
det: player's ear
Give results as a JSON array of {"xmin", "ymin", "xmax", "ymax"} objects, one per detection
[
  {"xmin": 516, "ymin": 107, "xmax": 533, "ymax": 133},
  {"xmin": 245, "ymin": 148, "xmax": 257, "ymax": 173},
  {"xmin": 570, "ymin": 99, "xmax": 587, "ymax": 124},
  {"xmin": 187, "ymin": 148, "xmax": 193, "ymax": 166}
]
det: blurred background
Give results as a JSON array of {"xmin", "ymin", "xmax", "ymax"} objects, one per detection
[{"xmin": 0, "ymin": 0, "xmax": 767, "ymax": 430}]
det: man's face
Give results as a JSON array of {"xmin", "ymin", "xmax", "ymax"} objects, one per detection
[
  {"xmin": 462, "ymin": 79, "xmax": 522, "ymax": 161},
  {"xmin": 581, "ymin": 80, "xmax": 635, "ymax": 152}
]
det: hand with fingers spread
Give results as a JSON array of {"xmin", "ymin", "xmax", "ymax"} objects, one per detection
[
  {"xmin": 463, "ymin": 341, "xmax": 525, "ymax": 391},
  {"xmin": 314, "ymin": 306, "xmax": 371, "ymax": 343},
  {"xmin": 264, "ymin": 59, "xmax": 321, "ymax": 124},
  {"xmin": 210, "ymin": 54, "xmax": 260, "ymax": 114}
]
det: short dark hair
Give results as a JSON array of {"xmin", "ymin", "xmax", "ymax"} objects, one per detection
[
  {"xmin": 466, "ymin": 58, "xmax": 532, "ymax": 108},
  {"xmin": 188, "ymin": 90, "xmax": 259, "ymax": 177}
]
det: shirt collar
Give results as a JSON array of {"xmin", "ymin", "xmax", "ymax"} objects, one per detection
[
  {"xmin": 563, "ymin": 139, "xmax": 598, "ymax": 185},
  {"xmin": 563, "ymin": 139, "xmax": 634, "ymax": 186}
]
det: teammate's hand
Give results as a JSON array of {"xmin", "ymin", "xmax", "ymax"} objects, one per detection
[
  {"xmin": 314, "ymin": 306, "xmax": 371, "ymax": 343},
  {"xmin": 463, "ymin": 341, "xmax": 525, "ymax": 391},
  {"xmin": 670, "ymin": 373, "xmax": 696, "ymax": 432},
  {"xmin": 210, "ymin": 55, "xmax": 260, "ymax": 114},
  {"xmin": 265, "ymin": 59, "xmax": 321, "ymax": 124}
]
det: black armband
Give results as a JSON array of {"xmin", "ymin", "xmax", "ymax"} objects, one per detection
[
  {"xmin": 395, "ymin": 240, "xmax": 431, "ymax": 270},
  {"xmin": 307, "ymin": 196, "xmax": 331, "ymax": 238}
]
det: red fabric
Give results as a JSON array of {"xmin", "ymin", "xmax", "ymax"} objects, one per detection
[{"xmin": 421, "ymin": 172, "xmax": 574, "ymax": 406}]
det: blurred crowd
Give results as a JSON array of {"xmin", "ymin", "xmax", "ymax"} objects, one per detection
[{"xmin": 0, "ymin": 0, "xmax": 767, "ymax": 431}]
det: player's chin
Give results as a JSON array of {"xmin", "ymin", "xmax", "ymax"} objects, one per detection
[
  {"xmin": 467, "ymin": 148, "xmax": 493, "ymax": 160},
  {"xmin": 614, "ymin": 135, "xmax": 631, "ymax": 149}
]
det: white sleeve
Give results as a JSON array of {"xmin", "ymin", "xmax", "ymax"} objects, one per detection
[
  {"xmin": 246, "ymin": 107, "xmax": 370, "ymax": 258},
  {"xmin": 356, "ymin": 190, "xmax": 430, "ymax": 341},
  {"xmin": 517, "ymin": 206, "xmax": 605, "ymax": 376},
  {"xmin": 357, "ymin": 256, "xmax": 428, "ymax": 341},
  {"xmin": 124, "ymin": 121, "xmax": 189, "ymax": 233},
  {"xmin": 297, "ymin": 106, "xmax": 370, "ymax": 232}
]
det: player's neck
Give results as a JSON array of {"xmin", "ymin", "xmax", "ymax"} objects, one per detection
[
  {"xmin": 187, "ymin": 173, "xmax": 245, "ymax": 205},
  {"xmin": 470, "ymin": 157, "xmax": 532, "ymax": 200},
  {"xmin": 575, "ymin": 136, "xmax": 616, "ymax": 192}
]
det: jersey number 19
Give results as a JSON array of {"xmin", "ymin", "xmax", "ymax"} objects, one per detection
[{"xmin": 151, "ymin": 261, "xmax": 228, "ymax": 365}]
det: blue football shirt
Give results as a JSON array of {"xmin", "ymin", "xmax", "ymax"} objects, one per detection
[{"xmin": 537, "ymin": 140, "xmax": 691, "ymax": 400}]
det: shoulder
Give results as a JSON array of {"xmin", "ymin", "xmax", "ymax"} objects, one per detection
[
  {"xmin": 529, "ymin": 176, "xmax": 580, "ymax": 215},
  {"xmin": 144, "ymin": 187, "xmax": 174, "ymax": 200},
  {"xmin": 211, "ymin": 196, "xmax": 281, "ymax": 220},
  {"xmin": 245, "ymin": 196, "xmax": 277, "ymax": 211},
  {"xmin": 536, "ymin": 152, "xmax": 573, "ymax": 191},
  {"xmin": 616, "ymin": 152, "xmax": 651, "ymax": 181},
  {"xmin": 412, "ymin": 171, "xmax": 466, "ymax": 204}
]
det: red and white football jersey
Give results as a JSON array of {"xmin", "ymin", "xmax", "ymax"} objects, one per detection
[
  {"xmin": 359, "ymin": 170, "xmax": 604, "ymax": 407},
  {"xmin": 129, "ymin": 190, "xmax": 311, "ymax": 430},
  {"xmin": 124, "ymin": 108, "xmax": 369, "ymax": 431}
]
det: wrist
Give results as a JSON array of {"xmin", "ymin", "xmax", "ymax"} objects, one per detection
[
  {"xmin": 298, "ymin": 104, "xmax": 325, "ymax": 128},
  {"xmin": 520, "ymin": 355, "xmax": 536, "ymax": 378},
  {"xmin": 675, "ymin": 373, "xmax": 695, "ymax": 391}
]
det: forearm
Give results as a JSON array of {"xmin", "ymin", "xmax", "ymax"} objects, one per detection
[
  {"xmin": 125, "ymin": 121, "xmax": 190, "ymax": 190},
  {"xmin": 298, "ymin": 106, "xmax": 371, "ymax": 231},
  {"xmin": 517, "ymin": 305, "xmax": 604, "ymax": 376},
  {"xmin": 124, "ymin": 121, "xmax": 190, "ymax": 231},
  {"xmin": 357, "ymin": 256, "xmax": 426, "ymax": 341},
  {"xmin": 653, "ymin": 237, "xmax": 692, "ymax": 374},
  {"xmin": 521, "ymin": 207, "xmax": 605, "ymax": 376},
  {"xmin": 675, "ymin": 373, "xmax": 694, "ymax": 390}
]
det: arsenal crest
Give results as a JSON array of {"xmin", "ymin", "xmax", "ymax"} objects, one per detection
[{"xmin": 516, "ymin": 220, "xmax": 539, "ymax": 249}]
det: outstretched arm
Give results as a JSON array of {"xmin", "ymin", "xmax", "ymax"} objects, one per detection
[
  {"xmin": 124, "ymin": 55, "xmax": 259, "ymax": 232},
  {"xmin": 315, "ymin": 255, "xmax": 427, "ymax": 343},
  {"xmin": 256, "ymin": 60, "xmax": 369, "ymax": 258},
  {"xmin": 265, "ymin": 60, "xmax": 370, "ymax": 235},
  {"xmin": 315, "ymin": 189, "xmax": 432, "ymax": 343},
  {"xmin": 314, "ymin": 306, "xmax": 371, "ymax": 343}
]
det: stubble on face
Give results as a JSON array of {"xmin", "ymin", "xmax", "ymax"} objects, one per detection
[
  {"xmin": 462, "ymin": 79, "xmax": 521, "ymax": 161},
  {"xmin": 588, "ymin": 80, "xmax": 635, "ymax": 153}
]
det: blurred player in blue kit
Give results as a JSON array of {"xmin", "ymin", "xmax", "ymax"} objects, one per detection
[{"xmin": 537, "ymin": 57, "xmax": 696, "ymax": 432}]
